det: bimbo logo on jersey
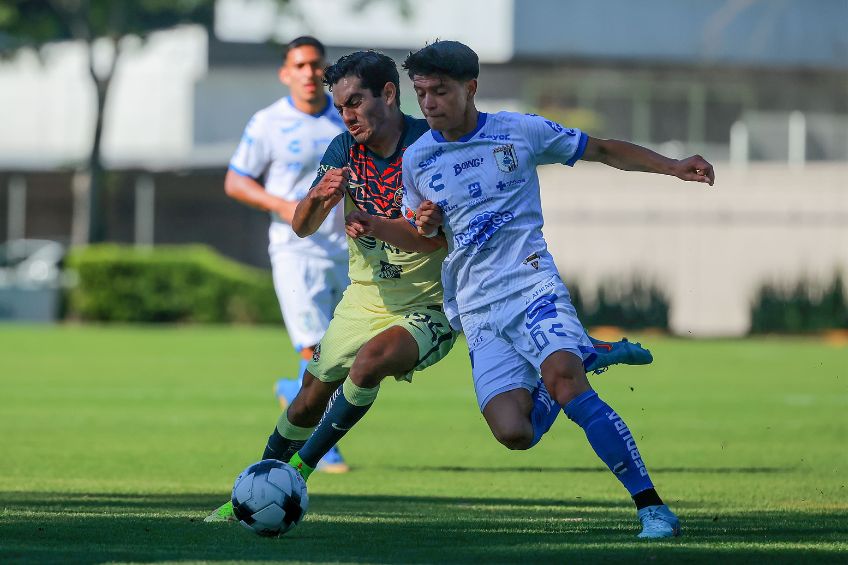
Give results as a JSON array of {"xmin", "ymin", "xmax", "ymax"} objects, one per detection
[
  {"xmin": 453, "ymin": 157, "xmax": 484, "ymax": 176},
  {"xmin": 418, "ymin": 147, "xmax": 445, "ymax": 169},
  {"xmin": 493, "ymin": 144, "xmax": 518, "ymax": 173},
  {"xmin": 454, "ymin": 210, "xmax": 515, "ymax": 251}
]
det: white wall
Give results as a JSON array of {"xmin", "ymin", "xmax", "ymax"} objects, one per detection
[
  {"xmin": 215, "ymin": 0, "xmax": 515, "ymax": 62},
  {"xmin": 539, "ymin": 162, "xmax": 848, "ymax": 336},
  {"xmin": 0, "ymin": 26, "xmax": 207, "ymax": 168}
]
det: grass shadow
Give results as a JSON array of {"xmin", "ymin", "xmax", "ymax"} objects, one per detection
[{"xmin": 1, "ymin": 491, "xmax": 846, "ymax": 564}]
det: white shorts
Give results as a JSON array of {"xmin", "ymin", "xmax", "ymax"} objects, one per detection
[
  {"xmin": 271, "ymin": 251, "xmax": 349, "ymax": 351},
  {"xmin": 460, "ymin": 275, "xmax": 596, "ymax": 411}
]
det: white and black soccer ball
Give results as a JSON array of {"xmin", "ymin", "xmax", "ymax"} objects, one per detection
[{"xmin": 231, "ymin": 459, "xmax": 309, "ymax": 537}]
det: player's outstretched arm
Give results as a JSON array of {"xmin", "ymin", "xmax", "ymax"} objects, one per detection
[
  {"xmin": 345, "ymin": 209, "xmax": 446, "ymax": 253},
  {"xmin": 224, "ymin": 169, "xmax": 299, "ymax": 223},
  {"xmin": 582, "ymin": 137, "xmax": 715, "ymax": 186},
  {"xmin": 292, "ymin": 167, "xmax": 348, "ymax": 237}
]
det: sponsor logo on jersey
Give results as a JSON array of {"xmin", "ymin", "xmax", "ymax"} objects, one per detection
[
  {"xmin": 454, "ymin": 210, "xmax": 515, "ymax": 252},
  {"xmin": 316, "ymin": 163, "xmax": 337, "ymax": 178},
  {"xmin": 493, "ymin": 144, "xmax": 518, "ymax": 173},
  {"xmin": 280, "ymin": 121, "xmax": 302, "ymax": 133},
  {"xmin": 288, "ymin": 139, "xmax": 302, "ymax": 154},
  {"xmin": 525, "ymin": 279, "xmax": 556, "ymax": 304},
  {"xmin": 436, "ymin": 199, "xmax": 458, "ymax": 213},
  {"xmin": 522, "ymin": 252, "xmax": 540, "ymax": 270},
  {"xmin": 453, "ymin": 157, "xmax": 484, "ymax": 176},
  {"xmin": 378, "ymin": 261, "xmax": 403, "ymax": 279},
  {"xmin": 418, "ymin": 147, "xmax": 445, "ymax": 169},
  {"xmin": 496, "ymin": 178, "xmax": 526, "ymax": 191},
  {"xmin": 479, "ymin": 132, "xmax": 511, "ymax": 141},
  {"xmin": 429, "ymin": 173, "xmax": 445, "ymax": 192},
  {"xmin": 312, "ymin": 343, "xmax": 321, "ymax": 361},
  {"xmin": 467, "ymin": 182, "xmax": 482, "ymax": 198},
  {"xmin": 545, "ymin": 119, "xmax": 577, "ymax": 136}
]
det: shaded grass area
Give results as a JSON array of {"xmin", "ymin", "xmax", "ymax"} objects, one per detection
[
  {"xmin": 0, "ymin": 325, "xmax": 846, "ymax": 563},
  {"xmin": 2, "ymin": 491, "xmax": 846, "ymax": 564}
]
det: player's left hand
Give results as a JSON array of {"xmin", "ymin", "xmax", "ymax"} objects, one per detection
[
  {"xmin": 416, "ymin": 200, "xmax": 443, "ymax": 237},
  {"xmin": 345, "ymin": 209, "xmax": 374, "ymax": 239},
  {"xmin": 673, "ymin": 155, "xmax": 715, "ymax": 186}
]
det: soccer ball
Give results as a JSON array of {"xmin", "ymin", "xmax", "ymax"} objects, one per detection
[{"xmin": 231, "ymin": 459, "xmax": 309, "ymax": 537}]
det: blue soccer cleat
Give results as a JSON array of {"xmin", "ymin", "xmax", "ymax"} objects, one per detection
[
  {"xmin": 315, "ymin": 444, "xmax": 350, "ymax": 474},
  {"xmin": 274, "ymin": 377, "xmax": 301, "ymax": 410},
  {"xmin": 585, "ymin": 337, "xmax": 653, "ymax": 375},
  {"xmin": 637, "ymin": 504, "xmax": 681, "ymax": 539}
]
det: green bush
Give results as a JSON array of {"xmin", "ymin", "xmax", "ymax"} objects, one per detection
[
  {"xmin": 750, "ymin": 272, "xmax": 847, "ymax": 334},
  {"xmin": 569, "ymin": 277, "xmax": 670, "ymax": 330},
  {"xmin": 65, "ymin": 245, "xmax": 280, "ymax": 324}
]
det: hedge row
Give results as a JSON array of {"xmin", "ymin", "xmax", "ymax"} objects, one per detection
[
  {"xmin": 65, "ymin": 245, "xmax": 280, "ymax": 324},
  {"xmin": 750, "ymin": 272, "xmax": 847, "ymax": 333},
  {"xmin": 569, "ymin": 278, "xmax": 670, "ymax": 330}
]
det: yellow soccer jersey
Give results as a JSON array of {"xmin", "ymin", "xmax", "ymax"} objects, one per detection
[{"xmin": 313, "ymin": 115, "xmax": 445, "ymax": 312}]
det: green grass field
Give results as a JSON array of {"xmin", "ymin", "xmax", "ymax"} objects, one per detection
[{"xmin": 0, "ymin": 325, "xmax": 846, "ymax": 564}]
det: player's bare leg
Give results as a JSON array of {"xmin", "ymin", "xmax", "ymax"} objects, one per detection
[
  {"xmin": 289, "ymin": 326, "xmax": 419, "ymax": 480},
  {"xmin": 481, "ymin": 389, "xmax": 534, "ymax": 450},
  {"xmin": 275, "ymin": 347, "xmax": 349, "ymax": 472}
]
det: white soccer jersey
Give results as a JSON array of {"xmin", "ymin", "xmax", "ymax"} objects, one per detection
[
  {"xmin": 401, "ymin": 111, "xmax": 588, "ymax": 324},
  {"xmin": 229, "ymin": 95, "xmax": 347, "ymax": 260}
]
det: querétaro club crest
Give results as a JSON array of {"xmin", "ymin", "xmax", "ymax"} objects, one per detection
[{"xmin": 493, "ymin": 144, "xmax": 518, "ymax": 173}]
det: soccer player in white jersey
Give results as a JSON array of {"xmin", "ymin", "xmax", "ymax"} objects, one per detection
[
  {"xmin": 379, "ymin": 40, "xmax": 714, "ymax": 539},
  {"xmin": 224, "ymin": 36, "xmax": 348, "ymax": 473}
]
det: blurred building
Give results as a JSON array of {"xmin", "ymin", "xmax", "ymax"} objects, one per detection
[{"xmin": 0, "ymin": 0, "xmax": 846, "ymax": 333}]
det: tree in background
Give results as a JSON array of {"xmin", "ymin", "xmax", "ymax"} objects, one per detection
[
  {"xmin": 0, "ymin": 0, "xmax": 409, "ymax": 245},
  {"xmin": 0, "ymin": 0, "xmax": 220, "ymax": 244}
]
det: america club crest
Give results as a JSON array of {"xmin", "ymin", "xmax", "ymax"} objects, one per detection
[{"xmin": 493, "ymin": 144, "xmax": 518, "ymax": 173}]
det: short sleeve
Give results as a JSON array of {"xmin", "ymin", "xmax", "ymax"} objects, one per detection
[
  {"xmin": 310, "ymin": 133, "xmax": 349, "ymax": 188},
  {"xmin": 521, "ymin": 113, "xmax": 588, "ymax": 167},
  {"xmin": 400, "ymin": 153, "xmax": 423, "ymax": 227},
  {"xmin": 229, "ymin": 114, "xmax": 271, "ymax": 178}
]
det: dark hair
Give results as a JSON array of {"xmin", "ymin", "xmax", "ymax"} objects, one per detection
[
  {"xmin": 402, "ymin": 40, "xmax": 479, "ymax": 81},
  {"xmin": 282, "ymin": 36, "xmax": 325, "ymax": 62},
  {"xmin": 324, "ymin": 51, "xmax": 401, "ymax": 106}
]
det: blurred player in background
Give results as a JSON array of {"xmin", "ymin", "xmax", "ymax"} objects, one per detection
[
  {"xmin": 224, "ymin": 36, "xmax": 348, "ymax": 473},
  {"xmin": 366, "ymin": 40, "xmax": 714, "ymax": 538}
]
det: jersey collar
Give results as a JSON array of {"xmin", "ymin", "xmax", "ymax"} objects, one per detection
[
  {"xmin": 285, "ymin": 94, "xmax": 333, "ymax": 118},
  {"xmin": 431, "ymin": 112, "xmax": 488, "ymax": 143}
]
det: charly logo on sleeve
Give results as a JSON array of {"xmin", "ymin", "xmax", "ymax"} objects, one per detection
[{"xmin": 493, "ymin": 144, "xmax": 518, "ymax": 173}]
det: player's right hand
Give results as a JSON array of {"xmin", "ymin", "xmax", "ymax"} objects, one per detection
[
  {"xmin": 416, "ymin": 200, "xmax": 443, "ymax": 237},
  {"xmin": 312, "ymin": 167, "xmax": 348, "ymax": 208},
  {"xmin": 345, "ymin": 209, "xmax": 374, "ymax": 239}
]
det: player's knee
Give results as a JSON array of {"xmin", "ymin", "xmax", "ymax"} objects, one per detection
[
  {"xmin": 349, "ymin": 349, "xmax": 394, "ymax": 388},
  {"xmin": 492, "ymin": 426, "xmax": 533, "ymax": 451},
  {"xmin": 543, "ymin": 356, "xmax": 591, "ymax": 406}
]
